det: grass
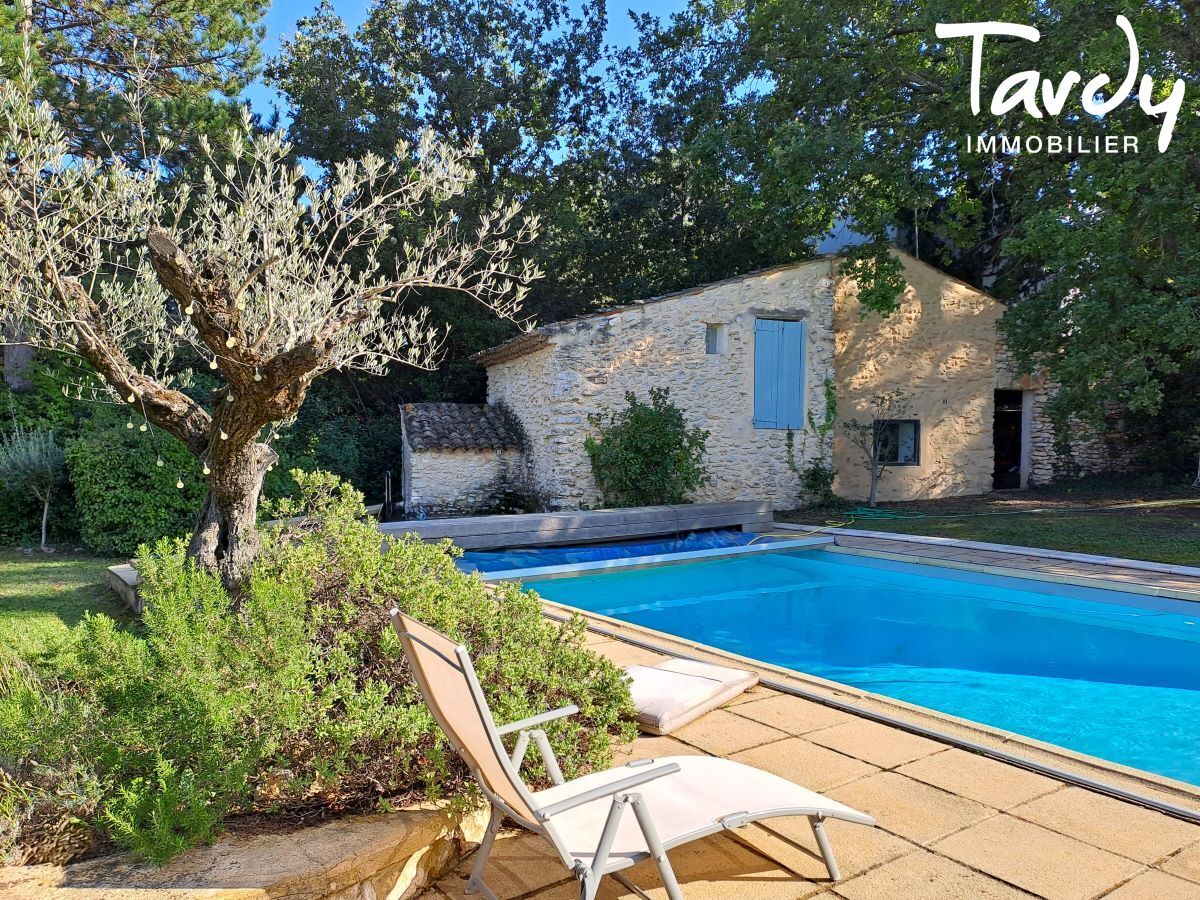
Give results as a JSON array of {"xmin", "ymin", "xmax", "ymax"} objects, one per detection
[
  {"xmin": 0, "ymin": 550, "xmax": 127, "ymax": 660},
  {"xmin": 779, "ymin": 476, "xmax": 1200, "ymax": 566}
]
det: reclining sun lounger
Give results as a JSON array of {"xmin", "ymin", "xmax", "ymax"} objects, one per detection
[{"xmin": 390, "ymin": 611, "xmax": 875, "ymax": 900}]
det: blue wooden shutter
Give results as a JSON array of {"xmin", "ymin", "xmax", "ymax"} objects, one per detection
[{"xmin": 754, "ymin": 318, "xmax": 806, "ymax": 429}]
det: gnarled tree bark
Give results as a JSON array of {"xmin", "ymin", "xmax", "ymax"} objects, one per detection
[{"xmin": 187, "ymin": 440, "xmax": 277, "ymax": 590}]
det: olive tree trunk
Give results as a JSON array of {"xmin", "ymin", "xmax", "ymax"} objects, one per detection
[
  {"xmin": 187, "ymin": 440, "xmax": 279, "ymax": 594},
  {"xmin": 39, "ymin": 495, "xmax": 49, "ymax": 551}
]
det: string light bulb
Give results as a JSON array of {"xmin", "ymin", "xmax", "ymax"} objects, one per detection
[
  {"xmin": 202, "ymin": 464, "xmax": 211, "ymax": 475},
  {"xmin": 226, "ymin": 393, "xmax": 234, "ymax": 402},
  {"xmin": 175, "ymin": 324, "xmax": 184, "ymax": 336},
  {"xmin": 138, "ymin": 423, "xmax": 147, "ymax": 433},
  {"xmin": 126, "ymin": 392, "xmax": 135, "ymax": 403},
  {"xmin": 184, "ymin": 305, "xmax": 194, "ymax": 315},
  {"xmin": 225, "ymin": 337, "xmax": 237, "ymax": 348},
  {"xmin": 155, "ymin": 457, "xmax": 164, "ymax": 468},
  {"xmin": 125, "ymin": 419, "xmax": 134, "ymax": 430},
  {"xmin": 253, "ymin": 370, "xmax": 262, "ymax": 382},
  {"xmin": 219, "ymin": 431, "xmax": 228, "ymax": 441},
  {"xmin": 175, "ymin": 478, "xmax": 184, "ymax": 490},
  {"xmin": 208, "ymin": 359, "xmax": 218, "ymax": 370}
]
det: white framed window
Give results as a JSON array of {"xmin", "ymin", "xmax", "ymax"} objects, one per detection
[{"xmin": 876, "ymin": 419, "xmax": 921, "ymax": 465}]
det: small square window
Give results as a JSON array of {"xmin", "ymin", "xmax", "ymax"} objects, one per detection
[
  {"xmin": 875, "ymin": 420, "xmax": 921, "ymax": 465},
  {"xmin": 705, "ymin": 323, "xmax": 727, "ymax": 355}
]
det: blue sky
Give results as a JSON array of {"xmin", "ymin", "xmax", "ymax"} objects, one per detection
[{"xmin": 242, "ymin": 0, "xmax": 687, "ymax": 120}]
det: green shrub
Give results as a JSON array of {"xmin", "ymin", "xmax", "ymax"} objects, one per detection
[
  {"xmin": 0, "ymin": 485, "xmax": 77, "ymax": 548},
  {"xmin": 786, "ymin": 377, "xmax": 839, "ymax": 507},
  {"xmin": 0, "ymin": 472, "xmax": 635, "ymax": 863},
  {"xmin": 266, "ymin": 387, "xmax": 407, "ymax": 503},
  {"xmin": 64, "ymin": 421, "xmax": 206, "ymax": 556},
  {"xmin": 585, "ymin": 388, "xmax": 709, "ymax": 507},
  {"xmin": 0, "ymin": 427, "xmax": 66, "ymax": 550}
]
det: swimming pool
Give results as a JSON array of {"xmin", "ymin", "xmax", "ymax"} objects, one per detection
[{"xmin": 522, "ymin": 547, "xmax": 1200, "ymax": 786}]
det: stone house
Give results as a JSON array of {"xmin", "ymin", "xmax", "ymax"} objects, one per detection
[
  {"xmin": 400, "ymin": 249, "xmax": 1130, "ymax": 515},
  {"xmin": 399, "ymin": 403, "xmax": 525, "ymax": 517}
]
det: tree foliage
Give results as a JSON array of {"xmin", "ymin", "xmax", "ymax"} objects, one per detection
[
  {"xmin": 3, "ymin": 0, "xmax": 268, "ymax": 162},
  {"xmin": 630, "ymin": 0, "xmax": 1200, "ymax": 439},
  {"xmin": 0, "ymin": 46, "xmax": 538, "ymax": 589},
  {"xmin": 0, "ymin": 426, "xmax": 63, "ymax": 549},
  {"xmin": 268, "ymin": 0, "xmax": 798, "ymax": 405}
]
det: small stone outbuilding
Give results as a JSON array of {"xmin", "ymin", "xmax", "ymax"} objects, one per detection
[{"xmin": 400, "ymin": 402, "xmax": 526, "ymax": 517}]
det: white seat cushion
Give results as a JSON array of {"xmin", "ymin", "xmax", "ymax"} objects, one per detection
[
  {"xmin": 626, "ymin": 659, "xmax": 759, "ymax": 735},
  {"xmin": 532, "ymin": 756, "xmax": 873, "ymax": 869}
]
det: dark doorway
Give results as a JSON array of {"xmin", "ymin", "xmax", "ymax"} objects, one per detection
[{"xmin": 993, "ymin": 390, "xmax": 1024, "ymax": 490}]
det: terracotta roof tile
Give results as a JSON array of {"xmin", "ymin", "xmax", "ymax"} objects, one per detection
[{"xmin": 401, "ymin": 402, "xmax": 524, "ymax": 452}]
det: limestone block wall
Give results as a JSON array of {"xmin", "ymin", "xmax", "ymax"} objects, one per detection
[
  {"xmin": 833, "ymin": 253, "xmax": 1004, "ymax": 502},
  {"xmin": 995, "ymin": 344, "xmax": 1136, "ymax": 483},
  {"xmin": 487, "ymin": 260, "xmax": 839, "ymax": 509},
  {"xmin": 402, "ymin": 443, "xmax": 525, "ymax": 517},
  {"xmin": 485, "ymin": 345, "xmax": 562, "ymax": 504}
]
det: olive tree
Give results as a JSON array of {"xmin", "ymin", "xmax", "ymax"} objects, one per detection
[
  {"xmin": 0, "ymin": 425, "xmax": 65, "ymax": 550},
  {"xmin": 842, "ymin": 389, "xmax": 914, "ymax": 508},
  {"xmin": 0, "ymin": 49, "xmax": 539, "ymax": 590}
]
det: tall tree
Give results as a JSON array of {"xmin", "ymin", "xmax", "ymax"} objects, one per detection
[
  {"xmin": 269, "ymin": 0, "xmax": 614, "ymax": 399},
  {"xmin": 2, "ymin": 0, "xmax": 267, "ymax": 159},
  {"xmin": 1, "ymin": 0, "xmax": 269, "ymax": 391},
  {"xmin": 632, "ymin": 1, "xmax": 1200, "ymax": 442},
  {"xmin": 0, "ymin": 51, "xmax": 538, "ymax": 591}
]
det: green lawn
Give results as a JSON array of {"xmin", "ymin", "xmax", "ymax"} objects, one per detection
[
  {"xmin": 779, "ymin": 479, "xmax": 1200, "ymax": 566},
  {"xmin": 0, "ymin": 551, "xmax": 127, "ymax": 659}
]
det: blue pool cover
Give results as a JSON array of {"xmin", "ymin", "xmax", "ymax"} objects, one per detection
[{"xmin": 457, "ymin": 528, "xmax": 783, "ymax": 573}]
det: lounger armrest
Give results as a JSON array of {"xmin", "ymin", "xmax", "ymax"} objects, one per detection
[
  {"xmin": 533, "ymin": 762, "xmax": 682, "ymax": 821},
  {"xmin": 496, "ymin": 704, "xmax": 581, "ymax": 735}
]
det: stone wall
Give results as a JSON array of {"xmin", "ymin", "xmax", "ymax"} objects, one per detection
[
  {"xmin": 487, "ymin": 260, "xmax": 839, "ymax": 509},
  {"xmin": 832, "ymin": 252, "xmax": 1004, "ymax": 502},
  {"xmin": 0, "ymin": 805, "xmax": 487, "ymax": 900},
  {"xmin": 402, "ymin": 441, "xmax": 526, "ymax": 517},
  {"xmin": 994, "ymin": 343, "xmax": 1136, "ymax": 484},
  {"xmin": 485, "ymin": 345, "xmax": 562, "ymax": 504}
]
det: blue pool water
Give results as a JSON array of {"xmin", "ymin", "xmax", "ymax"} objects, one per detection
[{"xmin": 525, "ymin": 548, "xmax": 1200, "ymax": 785}]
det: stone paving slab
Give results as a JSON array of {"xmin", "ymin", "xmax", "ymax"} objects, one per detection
[
  {"xmin": 895, "ymin": 748, "xmax": 1061, "ymax": 811},
  {"xmin": 931, "ymin": 814, "xmax": 1144, "ymax": 900},
  {"xmin": 825, "ymin": 535, "xmax": 1200, "ymax": 597},
  {"xmin": 421, "ymin": 628, "xmax": 1200, "ymax": 900}
]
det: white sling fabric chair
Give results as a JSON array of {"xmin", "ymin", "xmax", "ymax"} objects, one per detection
[{"xmin": 390, "ymin": 611, "xmax": 874, "ymax": 900}]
